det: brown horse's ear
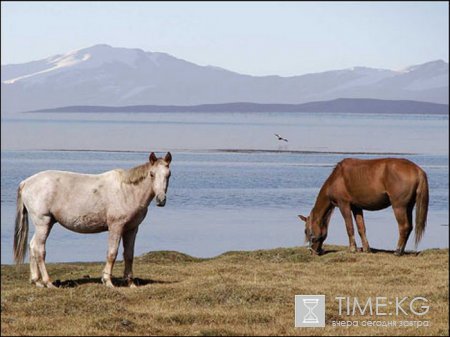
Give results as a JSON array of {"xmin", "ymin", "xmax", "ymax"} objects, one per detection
[
  {"xmin": 149, "ymin": 152, "xmax": 157, "ymax": 165},
  {"xmin": 164, "ymin": 152, "xmax": 172, "ymax": 165},
  {"xmin": 298, "ymin": 215, "xmax": 308, "ymax": 222}
]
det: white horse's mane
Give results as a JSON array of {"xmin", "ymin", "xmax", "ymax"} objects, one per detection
[{"xmin": 119, "ymin": 163, "xmax": 151, "ymax": 185}]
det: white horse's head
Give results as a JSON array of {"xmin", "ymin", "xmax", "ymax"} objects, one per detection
[{"xmin": 149, "ymin": 152, "xmax": 172, "ymax": 207}]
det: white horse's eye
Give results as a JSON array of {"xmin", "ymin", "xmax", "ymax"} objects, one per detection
[{"xmin": 150, "ymin": 172, "xmax": 155, "ymax": 178}]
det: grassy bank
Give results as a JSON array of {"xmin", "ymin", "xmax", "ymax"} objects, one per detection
[{"xmin": 1, "ymin": 245, "xmax": 448, "ymax": 336}]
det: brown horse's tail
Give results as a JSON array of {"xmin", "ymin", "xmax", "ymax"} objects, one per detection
[
  {"xmin": 414, "ymin": 169, "xmax": 429, "ymax": 247},
  {"xmin": 14, "ymin": 183, "xmax": 29, "ymax": 264}
]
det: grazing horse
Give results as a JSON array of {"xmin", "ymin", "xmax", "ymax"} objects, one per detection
[
  {"xmin": 14, "ymin": 152, "xmax": 172, "ymax": 288},
  {"xmin": 298, "ymin": 158, "xmax": 429, "ymax": 256}
]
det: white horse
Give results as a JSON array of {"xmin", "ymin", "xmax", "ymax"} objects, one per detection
[{"xmin": 14, "ymin": 152, "xmax": 172, "ymax": 288}]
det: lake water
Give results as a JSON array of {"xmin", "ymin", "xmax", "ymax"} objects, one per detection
[{"xmin": 1, "ymin": 112, "xmax": 448, "ymax": 264}]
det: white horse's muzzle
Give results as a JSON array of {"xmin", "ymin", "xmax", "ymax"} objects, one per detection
[{"xmin": 156, "ymin": 195, "xmax": 166, "ymax": 207}]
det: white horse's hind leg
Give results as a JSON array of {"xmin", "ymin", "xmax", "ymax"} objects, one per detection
[
  {"xmin": 30, "ymin": 215, "xmax": 55, "ymax": 288},
  {"xmin": 29, "ymin": 236, "xmax": 44, "ymax": 287}
]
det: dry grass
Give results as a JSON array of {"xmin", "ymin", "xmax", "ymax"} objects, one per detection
[{"xmin": 1, "ymin": 245, "xmax": 448, "ymax": 336}]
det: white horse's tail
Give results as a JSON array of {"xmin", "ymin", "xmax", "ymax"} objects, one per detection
[{"xmin": 14, "ymin": 184, "xmax": 29, "ymax": 264}]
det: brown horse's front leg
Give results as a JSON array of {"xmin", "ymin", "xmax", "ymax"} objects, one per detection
[
  {"xmin": 339, "ymin": 203, "xmax": 357, "ymax": 253},
  {"xmin": 352, "ymin": 206, "xmax": 371, "ymax": 253},
  {"xmin": 122, "ymin": 227, "xmax": 139, "ymax": 287},
  {"xmin": 102, "ymin": 230, "xmax": 122, "ymax": 287}
]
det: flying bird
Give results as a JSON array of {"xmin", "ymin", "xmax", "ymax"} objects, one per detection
[{"xmin": 274, "ymin": 133, "xmax": 288, "ymax": 142}]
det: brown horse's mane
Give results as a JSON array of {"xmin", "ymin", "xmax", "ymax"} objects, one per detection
[
  {"xmin": 318, "ymin": 162, "xmax": 342, "ymax": 195},
  {"xmin": 120, "ymin": 162, "xmax": 151, "ymax": 185},
  {"xmin": 329, "ymin": 161, "xmax": 343, "ymax": 180},
  {"xmin": 313, "ymin": 162, "xmax": 342, "ymax": 228}
]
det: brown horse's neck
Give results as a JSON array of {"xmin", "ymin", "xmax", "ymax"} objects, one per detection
[
  {"xmin": 310, "ymin": 169, "xmax": 337, "ymax": 227},
  {"xmin": 311, "ymin": 186, "xmax": 333, "ymax": 227}
]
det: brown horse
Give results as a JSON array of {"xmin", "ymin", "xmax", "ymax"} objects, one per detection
[{"xmin": 298, "ymin": 158, "xmax": 429, "ymax": 256}]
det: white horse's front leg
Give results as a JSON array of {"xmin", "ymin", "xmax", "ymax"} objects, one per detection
[
  {"xmin": 122, "ymin": 226, "xmax": 139, "ymax": 287},
  {"xmin": 102, "ymin": 230, "xmax": 122, "ymax": 288}
]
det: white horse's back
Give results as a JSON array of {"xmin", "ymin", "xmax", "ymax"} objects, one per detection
[{"xmin": 21, "ymin": 170, "xmax": 117, "ymax": 232}]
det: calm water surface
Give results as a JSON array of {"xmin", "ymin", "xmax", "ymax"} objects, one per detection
[{"xmin": 1, "ymin": 112, "xmax": 448, "ymax": 263}]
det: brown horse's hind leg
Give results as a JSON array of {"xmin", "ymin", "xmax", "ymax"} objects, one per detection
[
  {"xmin": 351, "ymin": 206, "xmax": 371, "ymax": 252},
  {"xmin": 339, "ymin": 203, "xmax": 357, "ymax": 253},
  {"xmin": 392, "ymin": 206, "xmax": 413, "ymax": 256}
]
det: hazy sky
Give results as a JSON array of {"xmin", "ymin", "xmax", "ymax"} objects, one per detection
[{"xmin": 1, "ymin": 1, "xmax": 448, "ymax": 76}]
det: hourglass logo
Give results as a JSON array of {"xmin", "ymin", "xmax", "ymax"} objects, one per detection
[{"xmin": 295, "ymin": 295, "xmax": 325, "ymax": 327}]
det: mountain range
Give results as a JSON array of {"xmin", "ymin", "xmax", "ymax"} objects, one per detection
[
  {"xmin": 30, "ymin": 98, "xmax": 448, "ymax": 115},
  {"xmin": 1, "ymin": 44, "xmax": 448, "ymax": 113}
]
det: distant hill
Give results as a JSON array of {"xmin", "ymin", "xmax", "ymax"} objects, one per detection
[
  {"xmin": 29, "ymin": 98, "xmax": 449, "ymax": 114},
  {"xmin": 2, "ymin": 44, "xmax": 448, "ymax": 113}
]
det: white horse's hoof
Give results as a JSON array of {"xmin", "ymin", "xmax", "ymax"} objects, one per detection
[
  {"xmin": 35, "ymin": 281, "xmax": 45, "ymax": 288},
  {"xmin": 102, "ymin": 278, "xmax": 115, "ymax": 288}
]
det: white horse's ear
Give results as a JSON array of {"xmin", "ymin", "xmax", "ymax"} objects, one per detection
[
  {"xmin": 149, "ymin": 152, "xmax": 157, "ymax": 165},
  {"xmin": 164, "ymin": 152, "xmax": 172, "ymax": 165},
  {"xmin": 298, "ymin": 215, "xmax": 308, "ymax": 222}
]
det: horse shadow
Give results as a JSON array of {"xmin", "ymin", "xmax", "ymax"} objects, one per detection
[
  {"xmin": 320, "ymin": 247, "xmax": 420, "ymax": 256},
  {"xmin": 52, "ymin": 276, "xmax": 178, "ymax": 288},
  {"xmin": 368, "ymin": 248, "xmax": 420, "ymax": 256},
  {"xmin": 320, "ymin": 249, "xmax": 339, "ymax": 255}
]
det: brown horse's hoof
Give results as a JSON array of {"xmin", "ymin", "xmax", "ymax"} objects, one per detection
[
  {"xmin": 349, "ymin": 246, "xmax": 357, "ymax": 253},
  {"xmin": 124, "ymin": 277, "xmax": 137, "ymax": 288},
  {"xmin": 308, "ymin": 247, "xmax": 325, "ymax": 256},
  {"xmin": 363, "ymin": 247, "xmax": 371, "ymax": 253},
  {"xmin": 394, "ymin": 249, "xmax": 404, "ymax": 256}
]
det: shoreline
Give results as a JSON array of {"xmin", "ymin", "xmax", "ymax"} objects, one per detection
[
  {"xmin": 0, "ymin": 148, "xmax": 418, "ymax": 156},
  {"xmin": 2, "ymin": 245, "xmax": 448, "ymax": 266}
]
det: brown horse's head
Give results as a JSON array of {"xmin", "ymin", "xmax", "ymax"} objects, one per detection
[{"xmin": 298, "ymin": 214, "xmax": 326, "ymax": 255}]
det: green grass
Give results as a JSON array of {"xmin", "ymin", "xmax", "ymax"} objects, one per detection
[{"xmin": 1, "ymin": 245, "xmax": 448, "ymax": 336}]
